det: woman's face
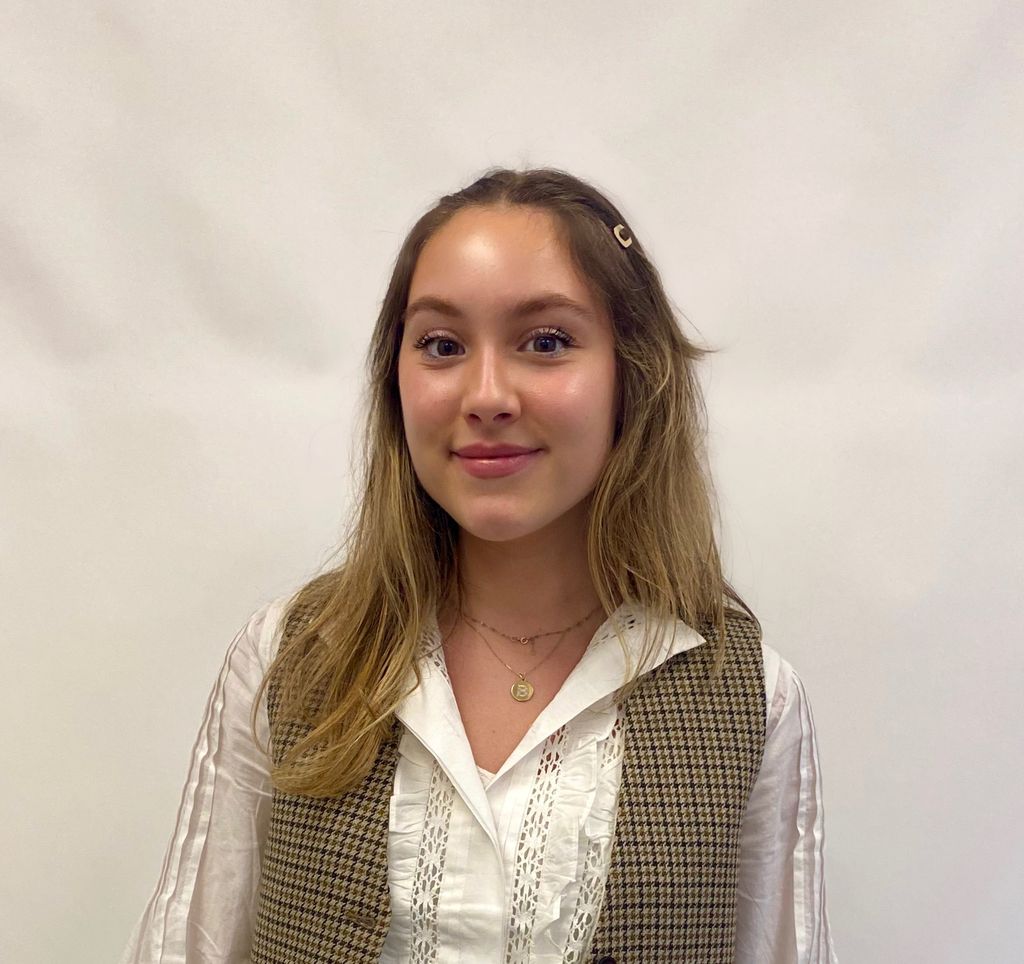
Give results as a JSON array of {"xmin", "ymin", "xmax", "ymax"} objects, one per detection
[{"xmin": 397, "ymin": 205, "xmax": 618, "ymax": 544}]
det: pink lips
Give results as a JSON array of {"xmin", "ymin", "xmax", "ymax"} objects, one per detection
[{"xmin": 453, "ymin": 447, "xmax": 542, "ymax": 479}]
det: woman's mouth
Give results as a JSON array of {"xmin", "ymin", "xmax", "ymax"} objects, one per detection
[{"xmin": 453, "ymin": 450, "xmax": 542, "ymax": 479}]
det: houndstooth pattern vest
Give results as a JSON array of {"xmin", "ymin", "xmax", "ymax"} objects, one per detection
[{"xmin": 251, "ymin": 597, "xmax": 765, "ymax": 964}]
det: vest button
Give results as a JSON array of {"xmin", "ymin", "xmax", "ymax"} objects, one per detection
[{"xmin": 596, "ymin": 957, "xmax": 617, "ymax": 964}]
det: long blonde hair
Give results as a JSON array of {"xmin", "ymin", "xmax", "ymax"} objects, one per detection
[{"xmin": 256, "ymin": 167, "xmax": 758, "ymax": 797}]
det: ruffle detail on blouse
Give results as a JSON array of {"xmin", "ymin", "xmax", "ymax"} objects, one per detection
[
  {"xmin": 526, "ymin": 700, "xmax": 623, "ymax": 959},
  {"xmin": 382, "ymin": 731, "xmax": 442, "ymax": 960}
]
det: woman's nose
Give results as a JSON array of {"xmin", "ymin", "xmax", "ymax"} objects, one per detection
[{"xmin": 459, "ymin": 347, "xmax": 521, "ymax": 423}]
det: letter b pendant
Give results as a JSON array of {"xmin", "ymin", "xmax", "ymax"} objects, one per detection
[{"xmin": 511, "ymin": 677, "xmax": 535, "ymax": 702}]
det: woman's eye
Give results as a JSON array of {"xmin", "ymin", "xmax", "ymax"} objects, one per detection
[
  {"xmin": 412, "ymin": 328, "xmax": 576, "ymax": 359},
  {"xmin": 527, "ymin": 330, "xmax": 574, "ymax": 354},
  {"xmin": 410, "ymin": 332, "xmax": 463, "ymax": 357},
  {"xmin": 421, "ymin": 336, "xmax": 462, "ymax": 357}
]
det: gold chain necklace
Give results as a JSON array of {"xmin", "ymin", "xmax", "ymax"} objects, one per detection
[
  {"xmin": 461, "ymin": 617, "xmax": 568, "ymax": 702},
  {"xmin": 462, "ymin": 603, "xmax": 603, "ymax": 648}
]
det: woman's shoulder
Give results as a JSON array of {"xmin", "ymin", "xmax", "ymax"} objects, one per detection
[
  {"xmin": 236, "ymin": 568, "xmax": 343, "ymax": 664},
  {"xmin": 714, "ymin": 606, "xmax": 796, "ymax": 705},
  {"xmin": 237, "ymin": 592, "xmax": 295, "ymax": 673},
  {"xmin": 757, "ymin": 639, "xmax": 816, "ymax": 741}
]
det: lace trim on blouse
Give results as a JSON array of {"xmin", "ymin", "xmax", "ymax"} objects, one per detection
[
  {"xmin": 504, "ymin": 725, "xmax": 571, "ymax": 962},
  {"xmin": 409, "ymin": 761, "xmax": 455, "ymax": 963},
  {"xmin": 562, "ymin": 709, "xmax": 624, "ymax": 962}
]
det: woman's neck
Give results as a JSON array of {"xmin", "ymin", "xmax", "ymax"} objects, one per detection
[{"xmin": 446, "ymin": 522, "xmax": 603, "ymax": 635}]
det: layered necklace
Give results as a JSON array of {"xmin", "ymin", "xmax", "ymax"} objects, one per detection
[{"xmin": 460, "ymin": 603, "xmax": 604, "ymax": 702}]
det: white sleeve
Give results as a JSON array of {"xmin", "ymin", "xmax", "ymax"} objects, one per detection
[
  {"xmin": 735, "ymin": 645, "xmax": 838, "ymax": 963},
  {"xmin": 119, "ymin": 598, "xmax": 289, "ymax": 964}
]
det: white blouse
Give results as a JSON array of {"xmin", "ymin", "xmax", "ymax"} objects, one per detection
[{"xmin": 121, "ymin": 596, "xmax": 837, "ymax": 963}]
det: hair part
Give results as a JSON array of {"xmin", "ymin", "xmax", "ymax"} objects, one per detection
[{"xmin": 255, "ymin": 166, "xmax": 759, "ymax": 797}]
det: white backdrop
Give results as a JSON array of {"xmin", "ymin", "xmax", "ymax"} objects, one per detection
[{"xmin": 3, "ymin": 3, "xmax": 1022, "ymax": 962}]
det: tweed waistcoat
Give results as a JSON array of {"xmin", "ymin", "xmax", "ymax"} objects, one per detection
[{"xmin": 251, "ymin": 602, "xmax": 765, "ymax": 964}]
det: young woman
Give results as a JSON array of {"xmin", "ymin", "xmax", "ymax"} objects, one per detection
[{"xmin": 122, "ymin": 168, "xmax": 836, "ymax": 963}]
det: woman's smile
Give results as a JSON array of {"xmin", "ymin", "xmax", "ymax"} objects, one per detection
[{"xmin": 453, "ymin": 448, "xmax": 544, "ymax": 479}]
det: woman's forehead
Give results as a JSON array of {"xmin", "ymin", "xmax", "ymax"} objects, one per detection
[{"xmin": 407, "ymin": 207, "xmax": 599, "ymax": 317}]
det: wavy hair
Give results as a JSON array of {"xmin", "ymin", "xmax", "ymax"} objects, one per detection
[{"xmin": 256, "ymin": 166, "xmax": 758, "ymax": 797}]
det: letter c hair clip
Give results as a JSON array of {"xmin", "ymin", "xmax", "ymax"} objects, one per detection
[{"xmin": 613, "ymin": 223, "xmax": 633, "ymax": 248}]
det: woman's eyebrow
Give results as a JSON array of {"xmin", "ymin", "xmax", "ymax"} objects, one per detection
[{"xmin": 403, "ymin": 292, "xmax": 592, "ymax": 324}]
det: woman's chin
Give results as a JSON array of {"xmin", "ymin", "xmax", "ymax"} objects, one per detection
[
  {"xmin": 450, "ymin": 507, "xmax": 551, "ymax": 545},
  {"xmin": 457, "ymin": 520, "xmax": 536, "ymax": 544}
]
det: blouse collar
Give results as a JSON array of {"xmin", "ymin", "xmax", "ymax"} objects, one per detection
[{"xmin": 395, "ymin": 601, "xmax": 706, "ymax": 852}]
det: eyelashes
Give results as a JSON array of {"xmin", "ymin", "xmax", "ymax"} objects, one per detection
[{"xmin": 411, "ymin": 326, "xmax": 578, "ymax": 359}]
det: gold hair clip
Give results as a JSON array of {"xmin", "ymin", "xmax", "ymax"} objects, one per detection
[{"xmin": 613, "ymin": 223, "xmax": 633, "ymax": 248}]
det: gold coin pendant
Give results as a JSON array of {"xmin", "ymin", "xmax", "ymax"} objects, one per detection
[{"xmin": 510, "ymin": 679, "xmax": 535, "ymax": 702}]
